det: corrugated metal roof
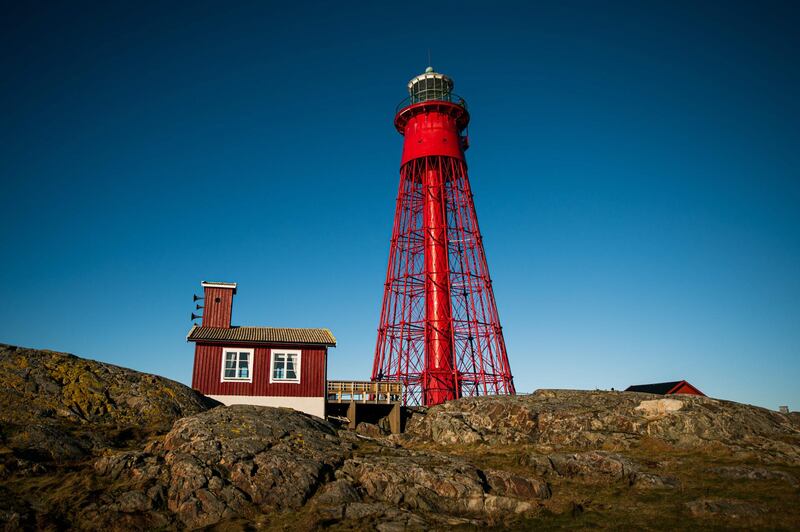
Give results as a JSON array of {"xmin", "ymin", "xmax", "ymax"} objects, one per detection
[{"xmin": 187, "ymin": 325, "xmax": 336, "ymax": 346}]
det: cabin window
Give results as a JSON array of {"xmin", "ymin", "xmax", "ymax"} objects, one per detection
[
  {"xmin": 270, "ymin": 350, "xmax": 301, "ymax": 383},
  {"xmin": 221, "ymin": 348, "xmax": 253, "ymax": 382}
]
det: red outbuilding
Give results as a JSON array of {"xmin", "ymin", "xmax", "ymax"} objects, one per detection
[
  {"xmin": 625, "ymin": 380, "xmax": 706, "ymax": 396},
  {"xmin": 187, "ymin": 281, "xmax": 336, "ymax": 418}
]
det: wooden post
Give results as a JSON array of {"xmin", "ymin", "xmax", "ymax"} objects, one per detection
[
  {"xmin": 347, "ymin": 400, "xmax": 357, "ymax": 429},
  {"xmin": 388, "ymin": 403, "xmax": 401, "ymax": 434}
]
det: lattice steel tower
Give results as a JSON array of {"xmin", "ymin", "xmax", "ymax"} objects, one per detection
[{"xmin": 372, "ymin": 67, "xmax": 516, "ymax": 406}]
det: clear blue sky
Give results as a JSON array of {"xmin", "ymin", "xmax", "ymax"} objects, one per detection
[{"xmin": 1, "ymin": 1, "xmax": 798, "ymax": 410}]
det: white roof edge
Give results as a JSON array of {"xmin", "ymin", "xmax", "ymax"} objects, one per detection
[{"xmin": 201, "ymin": 281, "xmax": 238, "ymax": 290}]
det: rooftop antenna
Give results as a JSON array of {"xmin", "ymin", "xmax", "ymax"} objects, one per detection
[{"xmin": 427, "ymin": 48, "xmax": 432, "ymax": 70}]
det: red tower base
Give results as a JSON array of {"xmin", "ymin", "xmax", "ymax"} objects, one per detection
[{"xmin": 373, "ymin": 156, "xmax": 515, "ymax": 406}]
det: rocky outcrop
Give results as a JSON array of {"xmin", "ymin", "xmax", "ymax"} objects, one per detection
[
  {"xmin": 2, "ymin": 344, "xmax": 799, "ymax": 529},
  {"xmin": 525, "ymin": 450, "xmax": 679, "ymax": 489},
  {"xmin": 707, "ymin": 466, "xmax": 798, "ymax": 487},
  {"xmin": 86, "ymin": 407, "xmax": 552, "ymax": 529},
  {"xmin": 83, "ymin": 405, "xmax": 351, "ymax": 529},
  {"xmin": 685, "ymin": 498, "xmax": 765, "ymax": 519},
  {"xmin": 403, "ymin": 389, "xmax": 800, "ymax": 464},
  {"xmin": 335, "ymin": 449, "xmax": 549, "ymax": 517},
  {"xmin": 0, "ymin": 344, "xmax": 218, "ymax": 462}
]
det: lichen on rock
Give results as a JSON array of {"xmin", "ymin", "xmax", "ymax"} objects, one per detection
[
  {"xmin": 0, "ymin": 344, "xmax": 219, "ymax": 462},
  {"xmin": 403, "ymin": 389, "xmax": 800, "ymax": 464}
]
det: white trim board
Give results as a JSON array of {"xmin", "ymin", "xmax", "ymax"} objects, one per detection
[{"xmin": 202, "ymin": 281, "xmax": 238, "ymax": 291}]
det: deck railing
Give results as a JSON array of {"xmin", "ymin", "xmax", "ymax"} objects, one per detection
[
  {"xmin": 395, "ymin": 93, "xmax": 468, "ymax": 114},
  {"xmin": 327, "ymin": 380, "xmax": 403, "ymax": 404}
]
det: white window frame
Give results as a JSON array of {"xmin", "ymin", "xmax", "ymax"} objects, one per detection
[
  {"xmin": 269, "ymin": 349, "xmax": 301, "ymax": 384},
  {"xmin": 220, "ymin": 348, "xmax": 254, "ymax": 383}
]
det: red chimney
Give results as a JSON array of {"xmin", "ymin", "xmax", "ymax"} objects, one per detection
[{"xmin": 200, "ymin": 281, "xmax": 237, "ymax": 328}]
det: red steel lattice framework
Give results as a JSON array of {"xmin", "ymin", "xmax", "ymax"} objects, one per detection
[{"xmin": 372, "ymin": 67, "xmax": 515, "ymax": 406}]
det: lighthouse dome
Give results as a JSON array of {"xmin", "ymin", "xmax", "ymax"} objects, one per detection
[{"xmin": 407, "ymin": 68, "xmax": 454, "ymax": 104}]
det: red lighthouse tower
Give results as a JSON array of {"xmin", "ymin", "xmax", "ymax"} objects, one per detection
[{"xmin": 372, "ymin": 67, "xmax": 516, "ymax": 406}]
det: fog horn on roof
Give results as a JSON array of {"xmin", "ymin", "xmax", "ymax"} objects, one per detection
[
  {"xmin": 193, "ymin": 294, "xmax": 204, "ymax": 301},
  {"xmin": 191, "ymin": 312, "xmax": 202, "ymax": 321}
]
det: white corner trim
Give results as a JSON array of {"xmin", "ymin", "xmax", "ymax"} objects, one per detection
[
  {"xmin": 269, "ymin": 349, "xmax": 302, "ymax": 384},
  {"xmin": 220, "ymin": 347, "xmax": 254, "ymax": 383}
]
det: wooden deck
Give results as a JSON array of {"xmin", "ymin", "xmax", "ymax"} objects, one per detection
[{"xmin": 326, "ymin": 380, "xmax": 403, "ymax": 404}]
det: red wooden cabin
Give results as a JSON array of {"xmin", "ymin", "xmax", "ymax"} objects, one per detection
[
  {"xmin": 625, "ymin": 380, "xmax": 705, "ymax": 396},
  {"xmin": 187, "ymin": 281, "xmax": 336, "ymax": 418}
]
